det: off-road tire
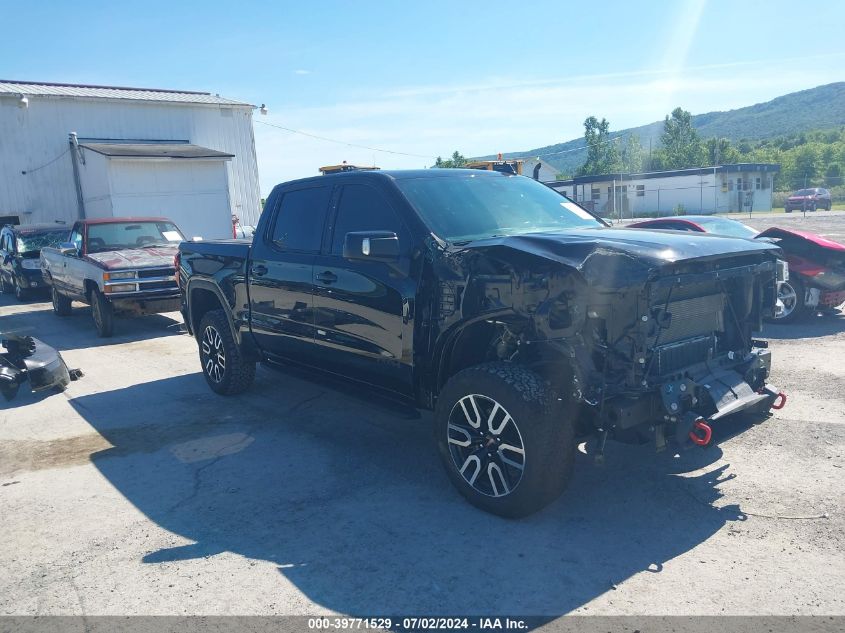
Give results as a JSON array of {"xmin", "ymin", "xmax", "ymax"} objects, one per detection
[
  {"xmin": 772, "ymin": 276, "xmax": 806, "ymax": 324},
  {"xmin": 91, "ymin": 289, "xmax": 114, "ymax": 337},
  {"xmin": 198, "ymin": 309, "xmax": 256, "ymax": 396},
  {"xmin": 435, "ymin": 361, "xmax": 575, "ymax": 518},
  {"xmin": 1, "ymin": 274, "xmax": 12, "ymax": 294},
  {"xmin": 51, "ymin": 286, "xmax": 72, "ymax": 316}
]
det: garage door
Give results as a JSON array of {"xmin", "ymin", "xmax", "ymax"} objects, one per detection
[{"xmin": 107, "ymin": 159, "xmax": 233, "ymax": 240}]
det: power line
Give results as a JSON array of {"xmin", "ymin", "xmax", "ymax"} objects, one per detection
[
  {"xmin": 506, "ymin": 132, "xmax": 634, "ymax": 162},
  {"xmin": 21, "ymin": 147, "xmax": 71, "ymax": 175},
  {"xmin": 255, "ymin": 119, "xmax": 436, "ymax": 160},
  {"xmin": 256, "ymin": 117, "xmax": 638, "ymax": 165}
]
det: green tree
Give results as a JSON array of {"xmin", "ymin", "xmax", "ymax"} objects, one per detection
[
  {"xmin": 577, "ymin": 116, "xmax": 619, "ymax": 176},
  {"xmin": 659, "ymin": 107, "xmax": 704, "ymax": 169},
  {"xmin": 434, "ymin": 151, "xmax": 468, "ymax": 168},
  {"xmin": 704, "ymin": 137, "xmax": 740, "ymax": 165},
  {"xmin": 790, "ymin": 145, "xmax": 819, "ymax": 189},
  {"xmin": 619, "ymin": 134, "xmax": 646, "ymax": 173}
]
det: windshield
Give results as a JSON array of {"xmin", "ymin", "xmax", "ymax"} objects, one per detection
[
  {"xmin": 395, "ymin": 174, "xmax": 601, "ymax": 241},
  {"xmin": 696, "ymin": 218, "xmax": 759, "ymax": 239},
  {"xmin": 16, "ymin": 230, "xmax": 69, "ymax": 254},
  {"xmin": 87, "ymin": 221, "xmax": 185, "ymax": 253},
  {"xmin": 793, "ymin": 189, "xmax": 815, "ymax": 196}
]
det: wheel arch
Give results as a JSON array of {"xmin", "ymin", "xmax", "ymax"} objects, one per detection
[
  {"xmin": 184, "ymin": 278, "xmax": 259, "ymax": 359},
  {"xmin": 83, "ymin": 279, "xmax": 99, "ymax": 302}
]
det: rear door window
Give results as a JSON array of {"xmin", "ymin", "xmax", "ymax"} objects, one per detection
[{"xmin": 270, "ymin": 186, "xmax": 332, "ymax": 253}]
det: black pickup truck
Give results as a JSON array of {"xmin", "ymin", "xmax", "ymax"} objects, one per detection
[{"xmin": 178, "ymin": 169, "xmax": 785, "ymax": 517}]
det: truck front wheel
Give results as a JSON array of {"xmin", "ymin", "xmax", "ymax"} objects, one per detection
[
  {"xmin": 435, "ymin": 362, "xmax": 575, "ymax": 518},
  {"xmin": 198, "ymin": 309, "xmax": 256, "ymax": 395},
  {"xmin": 91, "ymin": 290, "xmax": 114, "ymax": 337}
]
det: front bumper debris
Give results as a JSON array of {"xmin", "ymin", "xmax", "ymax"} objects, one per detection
[{"xmin": 0, "ymin": 335, "xmax": 83, "ymax": 401}]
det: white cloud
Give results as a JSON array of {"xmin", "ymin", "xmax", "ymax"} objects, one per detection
[
  {"xmin": 253, "ymin": 59, "xmax": 843, "ymax": 194},
  {"xmin": 293, "ymin": 69, "xmax": 311, "ymax": 75}
]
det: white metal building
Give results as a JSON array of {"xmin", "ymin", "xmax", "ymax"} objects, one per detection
[
  {"xmin": 547, "ymin": 164, "xmax": 781, "ymax": 217},
  {"xmin": 0, "ymin": 80, "xmax": 261, "ymax": 239}
]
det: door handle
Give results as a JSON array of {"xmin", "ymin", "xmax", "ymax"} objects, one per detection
[
  {"xmin": 316, "ymin": 271, "xmax": 338, "ymax": 284},
  {"xmin": 252, "ymin": 264, "xmax": 268, "ymax": 277}
]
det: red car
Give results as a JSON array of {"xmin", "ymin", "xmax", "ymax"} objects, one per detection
[
  {"xmin": 628, "ymin": 216, "xmax": 845, "ymax": 323},
  {"xmin": 784, "ymin": 188, "xmax": 832, "ymax": 212}
]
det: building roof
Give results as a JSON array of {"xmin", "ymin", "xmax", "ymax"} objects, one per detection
[
  {"xmin": 79, "ymin": 141, "xmax": 234, "ymax": 159},
  {"xmin": 549, "ymin": 163, "xmax": 781, "ymax": 186},
  {"xmin": 0, "ymin": 79, "xmax": 251, "ymax": 107},
  {"xmin": 80, "ymin": 217, "xmax": 174, "ymax": 225}
]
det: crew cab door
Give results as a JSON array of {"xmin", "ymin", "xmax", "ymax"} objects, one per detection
[
  {"xmin": 312, "ymin": 182, "xmax": 416, "ymax": 395},
  {"xmin": 248, "ymin": 184, "xmax": 332, "ymax": 360}
]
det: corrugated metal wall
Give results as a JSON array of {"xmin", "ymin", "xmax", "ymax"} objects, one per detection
[{"xmin": 0, "ymin": 96, "xmax": 261, "ymax": 227}]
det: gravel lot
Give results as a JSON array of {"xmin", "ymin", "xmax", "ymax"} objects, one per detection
[{"xmin": 1, "ymin": 212, "xmax": 843, "ymax": 617}]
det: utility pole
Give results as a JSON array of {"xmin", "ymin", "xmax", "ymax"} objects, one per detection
[{"xmin": 713, "ymin": 145, "xmax": 719, "ymax": 214}]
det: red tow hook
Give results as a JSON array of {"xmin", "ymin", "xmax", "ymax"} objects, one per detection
[
  {"xmin": 771, "ymin": 392, "xmax": 787, "ymax": 410},
  {"xmin": 689, "ymin": 419, "xmax": 712, "ymax": 446}
]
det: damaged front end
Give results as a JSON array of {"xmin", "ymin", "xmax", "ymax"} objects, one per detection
[
  {"xmin": 430, "ymin": 228, "xmax": 785, "ymax": 455},
  {"xmin": 581, "ymin": 259, "xmax": 784, "ymax": 454},
  {"xmin": 0, "ymin": 334, "xmax": 83, "ymax": 402}
]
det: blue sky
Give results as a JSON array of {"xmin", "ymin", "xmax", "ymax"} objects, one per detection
[{"xmin": 2, "ymin": 0, "xmax": 844, "ymax": 194}]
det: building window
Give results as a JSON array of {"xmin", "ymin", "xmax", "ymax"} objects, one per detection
[
  {"xmin": 728, "ymin": 180, "xmax": 734, "ymax": 191},
  {"xmin": 755, "ymin": 177, "xmax": 761, "ymax": 190},
  {"xmin": 736, "ymin": 177, "xmax": 742, "ymax": 191},
  {"xmin": 636, "ymin": 184, "xmax": 645, "ymax": 197},
  {"xmin": 591, "ymin": 188, "xmax": 600, "ymax": 201}
]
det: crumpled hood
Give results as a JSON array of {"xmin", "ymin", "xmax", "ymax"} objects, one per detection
[
  {"xmin": 456, "ymin": 226, "xmax": 779, "ymax": 288},
  {"xmin": 757, "ymin": 227, "xmax": 845, "ymax": 252},
  {"xmin": 85, "ymin": 245, "xmax": 178, "ymax": 270}
]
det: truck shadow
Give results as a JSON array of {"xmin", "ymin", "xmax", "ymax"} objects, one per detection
[
  {"xmin": 762, "ymin": 310, "xmax": 845, "ymax": 339},
  {"xmin": 0, "ymin": 294, "xmax": 183, "ymax": 351},
  {"xmin": 69, "ymin": 368, "xmax": 748, "ymax": 616}
]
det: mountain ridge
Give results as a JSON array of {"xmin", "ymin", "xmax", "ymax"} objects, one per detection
[{"xmin": 482, "ymin": 82, "xmax": 845, "ymax": 175}]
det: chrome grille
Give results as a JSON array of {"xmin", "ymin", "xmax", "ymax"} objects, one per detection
[{"xmin": 138, "ymin": 267, "xmax": 175, "ymax": 279}]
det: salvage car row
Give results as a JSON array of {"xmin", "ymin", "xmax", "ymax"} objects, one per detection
[{"xmin": 3, "ymin": 170, "xmax": 844, "ymax": 517}]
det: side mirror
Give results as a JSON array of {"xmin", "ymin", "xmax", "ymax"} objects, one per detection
[
  {"xmin": 343, "ymin": 231, "xmax": 400, "ymax": 262},
  {"xmin": 58, "ymin": 242, "xmax": 78, "ymax": 257}
]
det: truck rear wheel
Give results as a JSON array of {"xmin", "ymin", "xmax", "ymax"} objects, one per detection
[
  {"xmin": 51, "ymin": 286, "xmax": 72, "ymax": 316},
  {"xmin": 435, "ymin": 362, "xmax": 575, "ymax": 518},
  {"xmin": 198, "ymin": 309, "xmax": 256, "ymax": 395},
  {"xmin": 91, "ymin": 290, "xmax": 114, "ymax": 337}
]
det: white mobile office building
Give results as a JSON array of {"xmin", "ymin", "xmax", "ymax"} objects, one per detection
[
  {"xmin": 0, "ymin": 80, "xmax": 261, "ymax": 239},
  {"xmin": 548, "ymin": 163, "xmax": 781, "ymax": 217}
]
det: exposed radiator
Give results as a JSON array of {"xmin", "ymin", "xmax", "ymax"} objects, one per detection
[
  {"xmin": 656, "ymin": 335, "xmax": 716, "ymax": 375},
  {"xmin": 649, "ymin": 293, "xmax": 726, "ymax": 376},
  {"xmin": 658, "ymin": 294, "xmax": 725, "ymax": 344}
]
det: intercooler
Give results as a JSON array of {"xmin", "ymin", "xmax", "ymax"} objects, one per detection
[{"xmin": 652, "ymin": 293, "xmax": 726, "ymax": 375}]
